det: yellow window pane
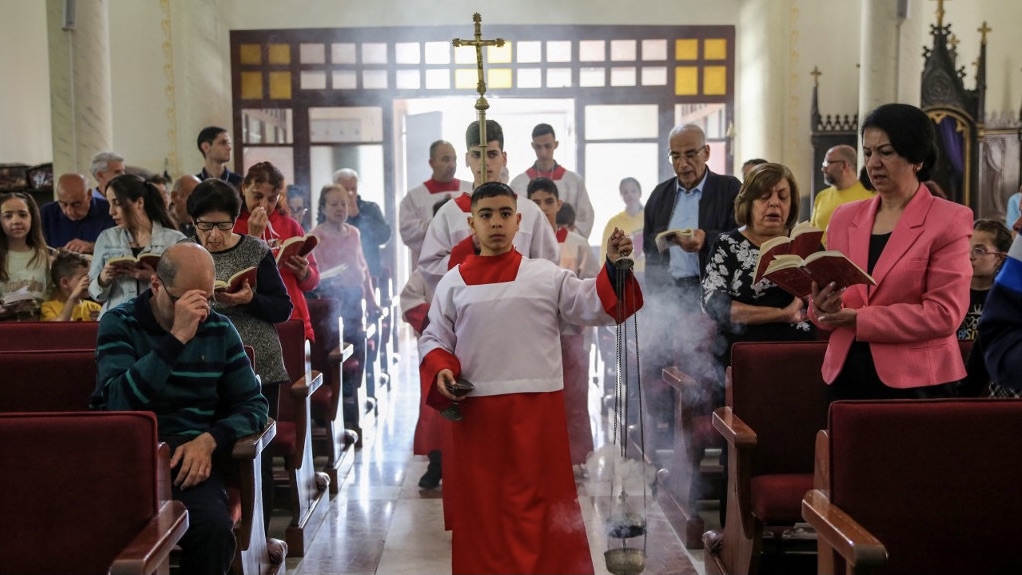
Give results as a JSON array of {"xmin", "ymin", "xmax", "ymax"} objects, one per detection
[
  {"xmin": 268, "ymin": 44, "xmax": 291, "ymax": 65},
  {"xmin": 241, "ymin": 72, "xmax": 263, "ymax": 99},
  {"xmin": 269, "ymin": 71, "xmax": 291, "ymax": 100},
  {"xmin": 240, "ymin": 44, "xmax": 262, "ymax": 66},
  {"xmin": 675, "ymin": 66, "xmax": 698, "ymax": 95},
  {"xmin": 455, "ymin": 68, "xmax": 477, "ymax": 90},
  {"xmin": 487, "ymin": 43, "xmax": 512, "ymax": 64},
  {"xmin": 488, "ymin": 68, "xmax": 512, "ymax": 89},
  {"xmin": 703, "ymin": 66, "xmax": 727, "ymax": 95},
  {"xmin": 704, "ymin": 39, "xmax": 727, "ymax": 60},
  {"xmin": 675, "ymin": 39, "xmax": 698, "ymax": 61}
]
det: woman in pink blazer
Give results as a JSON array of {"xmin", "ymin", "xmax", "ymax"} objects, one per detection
[{"xmin": 809, "ymin": 103, "xmax": 972, "ymax": 400}]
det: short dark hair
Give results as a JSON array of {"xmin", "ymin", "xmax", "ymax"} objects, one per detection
[
  {"xmin": 466, "ymin": 120, "xmax": 504, "ymax": 150},
  {"xmin": 187, "ymin": 179, "xmax": 242, "ymax": 220},
  {"xmin": 734, "ymin": 163, "xmax": 800, "ymax": 229},
  {"xmin": 556, "ymin": 203, "xmax": 576, "ymax": 227},
  {"xmin": 242, "ymin": 162, "xmax": 285, "ymax": 194},
  {"xmin": 742, "ymin": 158, "xmax": 768, "ymax": 169},
  {"xmin": 49, "ymin": 250, "xmax": 90, "ymax": 286},
  {"xmin": 471, "ymin": 182, "xmax": 517, "ymax": 208},
  {"xmin": 975, "ymin": 219, "xmax": 1013, "ymax": 254},
  {"xmin": 197, "ymin": 126, "xmax": 227, "ymax": 155},
  {"xmin": 146, "ymin": 173, "xmax": 170, "ymax": 187},
  {"xmin": 860, "ymin": 103, "xmax": 938, "ymax": 182},
  {"xmin": 532, "ymin": 123, "xmax": 555, "ymax": 139},
  {"xmin": 526, "ymin": 177, "xmax": 558, "ymax": 199},
  {"xmin": 429, "ymin": 139, "xmax": 453, "ymax": 159}
]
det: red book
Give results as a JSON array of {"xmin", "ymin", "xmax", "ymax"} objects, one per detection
[
  {"xmin": 754, "ymin": 222, "xmax": 826, "ymax": 283},
  {"xmin": 274, "ymin": 234, "xmax": 318, "ymax": 267},
  {"xmin": 762, "ymin": 251, "xmax": 875, "ymax": 298},
  {"xmin": 214, "ymin": 266, "xmax": 258, "ymax": 293}
]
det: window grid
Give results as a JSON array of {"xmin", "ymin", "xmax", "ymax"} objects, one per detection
[{"xmin": 238, "ymin": 32, "xmax": 731, "ymax": 96}]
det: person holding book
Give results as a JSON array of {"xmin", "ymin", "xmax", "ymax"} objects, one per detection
[
  {"xmin": 89, "ymin": 174, "xmax": 185, "ymax": 318},
  {"xmin": 41, "ymin": 250, "xmax": 101, "ymax": 321},
  {"xmin": 703, "ymin": 163, "xmax": 816, "ymax": 371},
  {"xmin": 310, "ymin": 184, "xmax": 380, "ymax": 319},
  {"xmin": 234, "ymin": 161, "xmax": 319, "ymax": 341},
  {"xmin": 186, "ymin": 179, "xmax": 293, "ymax": 410},
  {"xmin": 810, "ymin": 103, "xmax": 973, "ymax": 401},
  {"xmin": 420, "ymin": 182, "xmax": 642, "ymax": 574},
  {"xmin": 0, "ymin": 192, "xmax": 51, "ymax": 320}
]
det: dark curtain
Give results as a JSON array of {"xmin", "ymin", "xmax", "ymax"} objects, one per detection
[{"xmin": 934, "ymin": 116, "xmax": 966, "ymax": 204}]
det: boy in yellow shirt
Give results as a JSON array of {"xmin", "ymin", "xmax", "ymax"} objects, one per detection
[{"xmin": 41, "ymin": 251, "xmax": 101, "ymax": 321}]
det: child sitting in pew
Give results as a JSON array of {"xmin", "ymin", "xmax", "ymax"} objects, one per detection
[{"xmin": 41, "ymin": 250, "xmax": 101, "ymax": 321}]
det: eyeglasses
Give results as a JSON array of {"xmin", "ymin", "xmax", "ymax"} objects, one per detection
[
  {"xmin": 195, "ymin": 220, "xmax": 235, "ymax": 232},
  {"xmin": 821, "ymin": 160, "xmax": 846, "ymax": 169},
  {"xmin": 668, "ymin": 146, "xmax": 707, "ymax": 163},
  {"xmin": 971, "ymin": 246, "xmax": 1005, "ymax": 258}
]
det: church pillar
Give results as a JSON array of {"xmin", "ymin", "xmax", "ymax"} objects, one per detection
[
  {"xmin": 736, "ymin": 0, "xmax": 788, "ymax": 171},
  {"xmin": 46, "ymin": 0, "xmax": 113, "ymax": 179},
  {"xmin": 858, "ymin": 0, "xmax": 903, "ymax": 119}
]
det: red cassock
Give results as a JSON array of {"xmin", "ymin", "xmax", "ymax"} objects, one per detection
[{"xmin": 419, "ymin": 249, "xmax": 642, "ymax": 574}]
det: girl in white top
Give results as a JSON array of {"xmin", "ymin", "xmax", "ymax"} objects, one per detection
[{"xmin": 0, "ymin": 192, "xmax": 51, "ymax": 320}]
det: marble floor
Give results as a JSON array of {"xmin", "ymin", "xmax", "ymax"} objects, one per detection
[{"xmin": 268, "ymin": 330, "xmax": 707, "ymax": 575}]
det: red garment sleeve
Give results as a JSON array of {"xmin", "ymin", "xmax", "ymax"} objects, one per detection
[
  {"xmin": 403, "ymin": 303, "xmax": 430, "ymax": 336},
  {"xmin": 420, "ymin": 347, "xmax": 461, "ymax": 412},
  {"xmin": 449, "ymin": 235, "xmax": 477, "ymax": 270},
  {"xmin": 595, "ymin": 262, "xmax": 644, "ymax": 322}
]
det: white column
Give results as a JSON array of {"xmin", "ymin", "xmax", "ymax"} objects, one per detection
[
  {"xmin": 858, "ymin": 0, "xmax": 901, "ymax": 119},
  {"xmin": 737, "ymin": 0, "xmax": 788, "ymax": 170},
  {"xmin": 47, "ymin": 0, "xmax": 113, "ymax": 178}
]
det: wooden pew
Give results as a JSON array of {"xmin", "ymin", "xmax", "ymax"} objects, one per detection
[
  {"xmin": 0, "ymin": 411, "xmax": 188, "ymax": 575},
  {"xmin": 659, "ymin": 365, "xmax": 723, "ymax": 549},
  {"xmin": 307, "ymin": 297, "xmax": 359, "ymax": 492},
  {"xmin": 707, "ymin": 341, "xmax": 830, "ymax": 575},
  {"xmin": 0, "ymin": 346, "xmax": 281, "ymax": 575},
  {"xmin": 272, "ymin": 319, "xmax": 330, "ymax": 556},
  {"xmin": 0, "ymin": 320, "xmax": 99, "ymax": 350},
  {"xmin": 802, "ymin": 399, "xmax": 1022, "ymax": 575}
]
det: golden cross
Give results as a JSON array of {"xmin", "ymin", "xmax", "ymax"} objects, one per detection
[
  {"xmin": 948, "ymin": 34, "xmax": 959, "ymax": 50},
  {"xmin": 810, "ymin": 66, "xmax": 822, "ymax": 88},
  {"xmin": 978, "ymin": 21, "xmax": 992, "ymax": 45},
  {"xmin": 930, "ymin": 0, "xmax": 949, "ymax": 28},
  {"xmin": 453, "ymin": 13, "xmax": 506, "ymax": 184}
]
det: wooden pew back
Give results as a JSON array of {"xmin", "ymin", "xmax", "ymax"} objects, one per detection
[
  {"xmin": 0, "ymin": 320, "xmax": 99, "ymax": 351},
  {"xmin": 0, "ymin": 411, "xmax": 185, "ymax": 575},
  {"xmin": 0, "ymin": 349, "xmax": 97, "ymax": 412},
  {"xmin": 728, "ymin": 340, "xmax": 830, "ymax": 475},
  {"xmin": 824, "ymin": 399, "xmax": 1022, "ymax": 574}
]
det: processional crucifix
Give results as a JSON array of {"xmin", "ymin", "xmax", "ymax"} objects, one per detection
[{"xmin": 452, "ymin": 13, "xmax": 505, "ymax": 185}]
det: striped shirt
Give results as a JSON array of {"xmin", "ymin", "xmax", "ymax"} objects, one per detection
[{"xmin": 91, "ymin": 290, "xmax": 268, "ymax": 449}]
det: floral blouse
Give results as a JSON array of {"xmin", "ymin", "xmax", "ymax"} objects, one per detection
[{"xmin": 702, "ymin": 229, "xmax": 815, "ymax": 363}]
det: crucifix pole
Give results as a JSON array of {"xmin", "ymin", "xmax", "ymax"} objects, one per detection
[{"xmin": 453, "ymin": 13, "xmax": 505, "ymax": 186}]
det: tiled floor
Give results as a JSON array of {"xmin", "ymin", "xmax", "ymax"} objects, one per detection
[{"xmin": 268, "ymin": 330, "xmax": 707, "ymax": 575}]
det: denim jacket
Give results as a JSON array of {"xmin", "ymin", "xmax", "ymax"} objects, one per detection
[{"xmin": 88, "ymin": 222, "xmax": 186, "ymax": 317}]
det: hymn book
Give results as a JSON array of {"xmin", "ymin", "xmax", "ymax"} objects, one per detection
[
  {"xmin": 753, "ymin": 222, "xmax": 826, "ymax": 283},
  {"xmin": 106, "ymin": 253, "xmax": 162, "ymax": 271},
  {"xmin": 275, "ymin": 234, "xmax": 319, "ymax": 267},
  {"xmin": 213, "ymin": 266, "xmax": 258, "ymax": 293},
  {"xmin": 654, "ymin": 228, "xmax": 694, "ymax": 253},
  {"xmin": 761, "ymin": 251, "xmax": 875, "ymax": 299}
]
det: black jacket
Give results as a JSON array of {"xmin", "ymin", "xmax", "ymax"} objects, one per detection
[{"xmin": 642, "ymin": 170, "xmax": 741, "ymax": 289}]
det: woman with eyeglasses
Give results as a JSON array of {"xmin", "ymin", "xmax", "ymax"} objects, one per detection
[
  {"xmin": 809, "ymin": 103, "xmax": 973, "ymax": 401},
  {"xmin": 89, "ymin": 174, "xmax": 185, "ymax": 317},
  {"xmin": 234, "ymin": 162, "xmax": 319, "ymax": 341},
  {"xmin": 186, "ymin": 179, "xmax": 292, "ymax": 410}
]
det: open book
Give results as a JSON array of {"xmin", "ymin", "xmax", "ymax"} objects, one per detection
[
  {"xmin": 318, "ymin": 263, "xmax": 348, "ymax": 281},
  {"xmin": 275, "ymin": 234, "xmax": 318, "ymax": 267},
  {"xmin": 1, "ymin": 286, "xmax": 36, "ymax": 306},
  {"xmin": 654, "ymin": 228, "xmax": 694, "ymax": 253},
  {"xmin": 754, "ymin": 221, "xmax": 825, "ymax": 283},
  {"xmin": 762, "ymin": 251, "xmax": 875, "ymax": 298},
  {"xmin": 214, "ymin": 266, "xmax": 257, "ymax": 293},
  {"xmin": 106, "ymin": 253, "xmax": 162, "ymax": 271}
]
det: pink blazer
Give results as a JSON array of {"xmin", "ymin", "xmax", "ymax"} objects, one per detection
[{"xmin": 811, "ymin": 184, "xmax": 972, "ymax": 387}]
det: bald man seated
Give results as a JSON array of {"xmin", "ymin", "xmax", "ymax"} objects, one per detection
[
  {"xmin": 170, "ymin": 174, "xmax": 201, "ymax": 236},
  {"xmin": 90, "ymin": 242, "xmax": 269, "ymax": 575},
  {"xmin": 40, "ymin": 173, "xmax": 116, "ymax": 253}
]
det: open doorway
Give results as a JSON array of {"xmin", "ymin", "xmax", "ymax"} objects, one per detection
[{"xmin": 391, "ymin": 97, "xmax": 577, "ymax": 289}]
